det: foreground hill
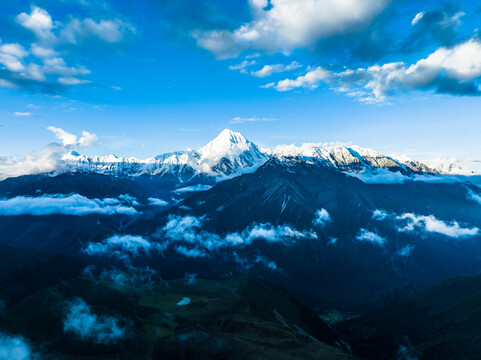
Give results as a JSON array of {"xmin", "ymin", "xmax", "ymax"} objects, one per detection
[
  {"xmin": 0, "ymin": 273, "xmax": 356, "ymax": 360},
  {"xmin": 335, "ymin": 274, "xmax": 481, "ymax": 359}
]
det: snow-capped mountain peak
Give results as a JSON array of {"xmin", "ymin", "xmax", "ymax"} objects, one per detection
[{"xmin": 198, "ymin": 129, "xmax": 267, "ymax": 176}]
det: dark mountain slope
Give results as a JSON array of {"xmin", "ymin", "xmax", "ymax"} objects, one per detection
[
  {"xmin": 335, "ymin": 274, "xmax": 481, "ymax": 360},
  {"xmin": 0, "ymin": 274, "xmax": 356, "ymax": 359},
  {"xmin": 0, "ymin": 244, "xmax": 83, "ymax": 308}
]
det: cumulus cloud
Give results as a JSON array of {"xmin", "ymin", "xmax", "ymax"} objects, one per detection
[
  {"xmin": 0, "ymin": 332, "xmax": 38, "ymax": 360},
  {"xmin": 193, "ymin": 0, "xmax": 389, "ymax": 58},
  {"xmin": 63, "ymin": 297, "xmax": 126, "ymax": 344},
  {"xmin": 0, "ymin": 194, "xmax": 138, "ymax": 216},
  {"xmin": 396, "ymin": 213, "xmax": 479, "ymax": 238},
  {"xmin": 251, "ymin": 61, "xmax": 301, "ymax": 78},
  {"xmin": 4, "ymin": 5, "xmax": 135, "ymax": 93},
  {"xmin": 48, "ymin": 126, "xmax": 99, "ymax": 147},
  {"xmin": 16, "ymin": 6, "xmax": 55, "ymax": 43},
  {"xmin": 313, "ymin": 208, "xmax": 331, "ymax": 226},
  {"xmin": 356, "ymin": 229, "xmax": 386, "ymax": 245},
  {"xmin": 265, "ymin": 37, "xmax": 481, "ymax": 102}
]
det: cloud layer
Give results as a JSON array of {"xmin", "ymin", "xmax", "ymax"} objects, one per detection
[
  {"xmin": 0, "ymin": 127, "xmax": 98, "ymax": 181},
  {"xmin": 0, "ymin": 194, "xmax": 138, "ymax": 216},
  {"xmin": 154, "ymin": 215, "xmax": 317, "ymax": 257}
]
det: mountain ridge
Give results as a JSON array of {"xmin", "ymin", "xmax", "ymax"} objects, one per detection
[{"xmin": 59, "ymin": 129, "xmax": 442, "ymax": 182}]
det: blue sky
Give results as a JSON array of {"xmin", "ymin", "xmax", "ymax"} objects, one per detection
[{"xmin": 0, "ymin": 0, "xmax": 480, "ymax": 170}]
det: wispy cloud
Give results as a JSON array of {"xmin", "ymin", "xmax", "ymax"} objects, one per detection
[
  {"xmin": 251, "ymin": 61, "xmax": 301, "ymax": 78},
  {"xmin": 63, "ymin": 298, "xmax": 126, "ymax": 344},
  {"xmin": 230, "ymin": 116, "xmax": 277, "ymax": 124},
  {"xmin": 13, "ymin": 112, "xmax": 33, "ymax": 117},
  {"xmin": 0, "ymin": 331, "xmax": 37, "ymax": 360}
]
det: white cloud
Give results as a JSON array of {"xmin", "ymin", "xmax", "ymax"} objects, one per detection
[
  {"xmin": 423, "ymin": 158, "xmax": 475, "ymax": 175},
  {"xmin": 313, "ymin": 208, "xmax": 330, "ymax": 226},
  {"xmin": 0, "ymin": 332, "xmax": 37, "ymax": 360},
  {"xmin": 348, "ymin": 169, "xmax": 408, "ymax": 184},
  {"xmin": 0, "ymin": 143, "xmax": 64, "ymax": 181},
  {"xmin": 0, "ymin": 43, "xmax": 29, "ymax": 73},
  {"xmin": 356, "ymin": 229, "xmax": 386, "ymax": 245},
  {"xmin": 84, "ymin": 235, "xmax": 160, "ymax": 263},
  {"xmin": 155, "ymin": 215, "xmax": 317, "ymax": 256},
  {"xmin": 266, "ymin": 67, "xmax": 331, "ymax": 91},
  {"xmin": 254, "ymin": 255, "xmax": 277, "ymax": 270},
  {"xmin": 228, "ymin": 60, "xmax": 256, "ymax": 72},
  {"xmin": 174, "ymin": 245, "xmax": 208, "ymax": 258},
  {"xmin": 372, "ymin": 209, "xmax": 388, "ymax": 220},
  {"xmin": 63, "ymin": 297, "xmax": 125, "ymax": 343},
  {"xmin": 0, "ymin": 127, "xmax": 98, "ymax": 181},
  {"xmin": 251, "ymin": 61, "xmax": 301, "ymax": 78},
  {"xmin": 61, "ymin": 18, "xmax": 135, "ymax": 44},
  {"xmin": 467, "ymin": 189, "xmax": 481, "ymax": 206},
  {"xmin": 57, "ymin": 77, "xmax": 90, "ymax": 85},
  {"xmin": 148, "ymin": 198, "xmax": 169, "ymax": 206},
  {"xmin": 47, "ymin": 126, "xmax": 98, "ymax": 147},
  {"xmin": 0, "ymin": 194, "xmax": 138, "ymax": 216},
  {"xmin": 194, "ymin": 0, "xmax": 390, "ymax": 58},
  {"xmin": 229, "ymin": 116, "xmax": 277, "ymax": 124},
  {"xmin": 0, "ymin": 43, "xmax": 29, "ymax": 58},
  {"xmin": 31, "ymin": 44, "xmax": 57, "ymax": 58},
  {"xmin": 13, "ymin": 112, "xmax": 33, "ymax": 117},
  {"xmin": 16, "ymin": 6, "xmax": 55, "ymax": 43},
  {"xmin": 266, "ymin": 38, "xmax": 481, "ymax": 102},
  {"xmin": 411, "ymin": 12, "xmax": 424, "ymax": 26},
  {"xmin": 397, "ymin": 244, "xmax": 415, "ymax": 257},
  {"xmin": 173, "ymin": 184, "xmax": 213, "ymax": 193},
  {"xmin": 8, "ymin": 6, "xmax": 134, "ymax": 91},
  {"xmin": 396, "ymin": 213, "xmax": 479, "ymax": 238}
]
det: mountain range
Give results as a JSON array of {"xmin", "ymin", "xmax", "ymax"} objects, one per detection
[
  {"xmin": 1, "ymin": 129, "xmax": 481, "ymax": 358},
  {"xmin": 61, "ymin": 129, "xmax": 440, "ymax": 180}
]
